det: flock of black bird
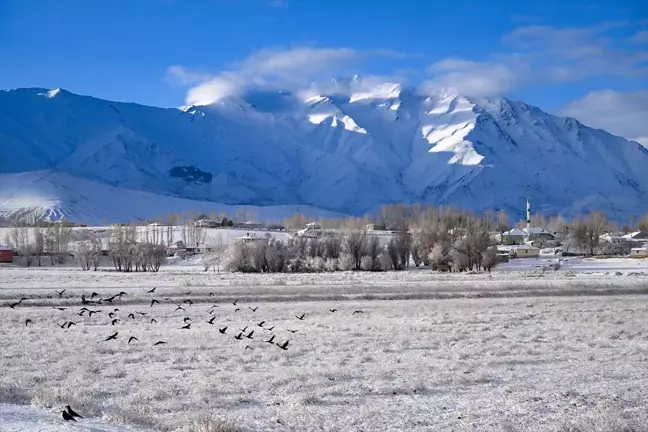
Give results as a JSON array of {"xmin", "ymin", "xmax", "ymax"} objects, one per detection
[{"xmin": 7, "ymin": 285, "xmax": 365, "ymax": 425}]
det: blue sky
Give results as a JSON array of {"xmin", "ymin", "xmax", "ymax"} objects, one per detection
[{"xmin": 1, "ymin": 0, "xmax": 647, "ymax": 141}]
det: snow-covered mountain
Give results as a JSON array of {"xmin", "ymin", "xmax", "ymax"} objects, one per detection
[{"xmin": 1, "ymin": 84, "xmax": 647, "ymax": 223}]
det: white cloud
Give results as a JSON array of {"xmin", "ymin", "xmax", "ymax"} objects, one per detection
[
  {"xmin": 559, "ymin": 90, "xmax": 648, "ymax": 146},
  {"xmin": 419, "ymin": 23, "xmax": 648, "ymax": 98},
  {"xmin": 627, "ymin": 30, "xmax": 648, "ymax": 43},
  {"xmin": 421, "ymin": 57, "xmax": 524, "ymax": 97},
  {"xmin": 169, "ymin": 47, "xmax": 412, "ymax": 105}
]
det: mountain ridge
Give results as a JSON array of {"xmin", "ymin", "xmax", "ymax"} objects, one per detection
[{"xmin": 1, "ymin": 85, "xmax": 647, "ymax": 223}]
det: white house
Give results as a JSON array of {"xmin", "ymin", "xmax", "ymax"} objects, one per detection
[{"xmin": 630, "ymin": 246, "xmax": 648, "ymax": 258}]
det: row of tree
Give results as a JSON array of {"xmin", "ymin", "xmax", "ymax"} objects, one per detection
[{"xmin": 2, "ymin": 224, "xmax": 73, "ymax": 267}]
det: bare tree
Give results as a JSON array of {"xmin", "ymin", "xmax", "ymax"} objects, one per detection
[
  {"xmin": 33, "ymin": 228, "xmax": 44, "ymax": 267},
  {"xmin": 481, "ymin": 246, "xmax": 499, "ymax": 273},
  {"xmin": 344, "ymin": 229, "xmax": 368, "ymax": 270}
]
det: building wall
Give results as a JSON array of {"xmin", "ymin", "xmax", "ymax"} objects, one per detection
[
  {"xmin": 0, "ymin": 250, "xmax": 13, "ymax": 263},
  {"xmin": 515, "ymin": 248, "xmax": 540, "ymax": 258},
  {"xmin": 630, "ymin": 249, "xmax": 648, "ymax": 258}
]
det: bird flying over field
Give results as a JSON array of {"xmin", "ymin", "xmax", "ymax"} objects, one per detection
[
  {"xmin": 56, "ymin": 290, "xmax": 66, "ymax": 296},
  {"xmin": 207, "ymin": 317, "xmax": 216, "ymax": 324},
  {"xmin": 52, "ymin": 306, "xmax": 66, "ymax": 311},
  {"xmin": 183, "ymin": 299, "xmax": 193, "ymax": 306},
  {"xmin": 257, "ymin": 321, "xmax": 265, "ymax": 327},
  {"xmin": 128, "ymin": 313, "xmax": 135, "ymax": 319},
  {"xmin": 25, "ymin": 319, "xmax": 32, "ymax": 326},
  {"xmin": 296, "ymin": 313, "xmax": 306, "ymax": 320},
  {"xmin": 249, "ymin": 306, "xmax": 258, "ymax": 312},
  {"xmin": 180, "ymin": 323, "xmax": 191, "ymax": 329},
  {"xmin": 234, "ymin": 332, "xmax": 243, "ymax": 340},
  {"xmin": 329, "ymin": 309, "xmax": 337, "ymax": 313},
  {"xmin": 57, "ymin": 322, "xmax": 67, "ymax": 329},
  {"xmin": 105, "ymin": 332, "xmax": 118, "ymax": 341},
  {"xmin": 146, "ymin": 287, "xmax": 156, "ymax": 293},
  {"xmin": 287, "ymin": 329, "xmax": 298, "ymax": 334},
  {"xmin": 219, "ymin": 326, "xmax": 227, "ymax": 334},
  {"xmin": 150, "ymin": 318, "xmax": 158, "ymax": 324},
  {"xmin": 264, "ymin": 335, "xmax": 275, "ymax": 344},
  {"xmin": 153, "ymin": 341, "xmax": 166, "ymax": 346},
  {"xmin": 232, "ymin": 299, "xmax": 238, "ymax": 306},
  {"xmin": 245, "ymin": 345, "xmax": 252, "ymax": 350},
  {"xmin": 128, "ymin": 336, "xmax": 138, "ymax": 344},
  {"xmin": 246, "ymin": 330, "xmax": 254, "ymax": 339},
  {"xmin": 263, "ymin": 326, "xmax": 275, "ymax": 331},
  {"xmin": 183, "ymin": 317, "xmax": 192, "ymax": 323},
  {"xmin": 150, "ymin": 299, "xmax": 159, "ymax": 307},
  {"xmin": 277, "ymin": 340, "xmax": 290, "ymax": 350},
  {"xmin": 111, "ymin": 319, "xmax": 119, "ymax": 326},
  {"xmin": 66, "ymin": 322, "xmax": 76, "ymax": 328},
  {"xmin": 174, "ymin": 305, "xmax": 185, "ymax": 312}
]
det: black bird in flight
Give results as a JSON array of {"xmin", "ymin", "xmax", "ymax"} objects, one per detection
[
  {"xmin": 104, "ymin": 294, "xmax": 118, "ymax": 303},
  {"xmin": 146, "ymin": 287, "xmax": 156, "ymax": 293},
  {"xmin": 150, "ymin": 299, "xmax": 159, "ymax": 307},
  {"xmin": 329, "ymin": 309, "xmax": 337, "ymax": 313},
  {"xmin": 80, "ymin": 307, "xmax": 90, "ymax": 312},
  {"xmin": 61, "ymin": 410, "xmax": 76, "ymax": 422},
  {"xmin": 9, "ymin": 300, "xmax": 21, "ymax": 309},
  {"xmin": 118, "ymin": 292, "xmax": 127, "ymax": 298},
  {"xmin": 183, "ymin": 299, "xmax": 193, "ymax": 306},
  {"xmin": 245, "ymin": 330, "xmax": 254, "ymax": 339},
  {"xmin": 207, "ymin": 316, "xmax": 216, "ymax": 325},
  {"xmin": 263, "ymin": 325, "xmax": 275, "ymax": 331},
  {"xmin": 128, "ymin": 336, "xmax": 139, "ymax": 344},
  {"xmin": 264, "ymin": 335, "xmax": 275, "ymax": 344},
  {"xmin": 209, "ymin": 292, "xmax": 215, "ymax": 297},
  {"xmin": 150, "ymin": 318, "xmax": 158, "ymax": 324},
  {"xmin": 137, "ymin": 311, "xmax": 148, "ymax": 316},
  {"xmin": 257, "ymin": 321, "xmax": 265, "ymax": 327},
  {"xmin": 287, "ymin": 329, "xmax": 298, "ymax": 334},
  {"xmin": 296, "ymin": 313, "xmax": 306, "ymax": 320},
  {"xmin": 174, "ymin": 305, "xmax": 185, "ymax": 312},
  {"xmin": 352, "ymin": 310, "xmax": 364, "ymax": 315},
  {"xmin": 109, "ymin": 312, "xmax": 116, "ymax": 318},
  {"xmin": 88, "ymin": 310, "xmax": 100, "ymax": 317},
  {"xmin": 245, "ymin": 345, "xmax": 253, "ymax": 350},
  {"xmin": 234, "ymin": 308, "xmax": 241, "ymax": 312},
  {"xmin": 276, "ymin": 340, "xmax": 290, "ymax": 350},
  {"xmin": 249, "ymin": 306, "xmax": 258, "ymax": 312},
  {"xmin": 25, "ymin": 319, "xmax": 32, "ymax": 326},
  {"xmin": 234, "ymin": 332, "xmax": 243, "ymax": 340},
  {"xmin": 232, "ymin": 299, "xmax": 238, "ymax": 306},
  {"xmin": 66, "ymin": 322, "xmax": 76, "ymax": 328},
  {"xmin": 183, "ymin": 291, "xmax": 191, "ymax": 296},
  {"xmin": 111, "ymin": 319, "xmax": 119, "ymax": 326},
  {"xmin": 57, "ymin": 322, "xmax": 67, "ymax": 329},
  {"xmin": 183, "ymin": 317, "xmax": 192, "ymax": 323},
  {"xmin": 239, "ymin": 326, "xmax": 248, "ymax": 333},
  {"xmin": 218, "ymin": 326, "xmax": 228, "ymax": 334},
  {"xmin": 77, "ymin": 311, "xmax": 85, "ymax": 317},
  {"xmin": 56, "ymin": 289, "xmax": 66, "ymax": 296},
  {"xmin": 180, "ymin": 323, "xmax": 191, "ymax": 329},
  {"xmin": 90, "ymin": 292, "xmax": 99, "ymax": 299},
  {"xmin": 52, "ymin": 307, "xmax": 66, "ymax": 311},
  {"xmin": 128, "ymin": 313, "xmax": 135, "ymax": 319},
  {"xmin": 65, "ymin": 405, "xmax": 83, "ymax": 419},
  {"xmin": 208, "ymin": 309, "xmax": 216, "ymax": 315},
  {"xmin": 153, "ymin": 341, "xmax": 166, "ymax": 346},
  {"xmin": 105, "ymin": 332, "xmax": 118, "ymax": 341}
]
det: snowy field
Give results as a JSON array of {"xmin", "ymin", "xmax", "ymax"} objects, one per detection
[{"xmin": 1, "ymin": 266, "xmax": 648, "ymax": 432}]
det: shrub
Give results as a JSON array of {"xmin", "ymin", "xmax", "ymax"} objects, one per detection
[
  {"xmin": 324, "ymin": 258, "xmax": 338, "ymax": 272},
  {"xmin": 360, "ymin": 255, "xmax": 373, "ymax": 271},
  {"xmin": 338, "ymin": 253, "xmax": 354, "ymax": 271},
  {"xmin": 378, "ymin": 252, "xmax": 392, "ymax": 271}
]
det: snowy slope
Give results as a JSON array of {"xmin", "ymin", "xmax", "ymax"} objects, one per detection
[{"xmin": 1, "ymin": 85, "xmax": 647, "ymax": 222}]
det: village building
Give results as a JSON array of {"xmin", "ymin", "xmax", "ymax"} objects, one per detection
[{"xmin": 0, "ymin": 244, "xmax": 13, "ymax": 263}]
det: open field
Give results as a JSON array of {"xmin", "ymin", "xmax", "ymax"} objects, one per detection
[{"xmin": 2, "ymin": 267, "xmax": 648, "ymax": 431}]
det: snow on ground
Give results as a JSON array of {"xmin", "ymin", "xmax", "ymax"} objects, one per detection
[
  {"xmin": 0, "ymin": 403, "xmax": 144, "ymax": 432},
  {"xmin": 1, "ymin": 267, "xmax": 648, "ymax": 431}
]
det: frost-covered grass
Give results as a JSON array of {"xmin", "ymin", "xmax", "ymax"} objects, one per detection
[{"xmin": 1, "ymin": 269, "xmax": 648, "ymax": 431}]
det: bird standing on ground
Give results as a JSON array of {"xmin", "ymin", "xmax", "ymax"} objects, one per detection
[
  {"xmin": 62, "ymin": 410, "xmax": 76, "ymax": 422},
  {"xmin": 65, "ymin": 405, "xmax": 83, "ymax": 419}
]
